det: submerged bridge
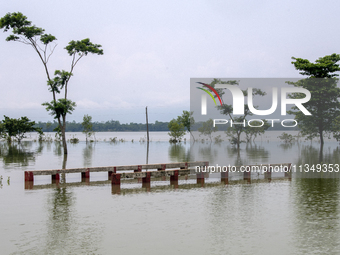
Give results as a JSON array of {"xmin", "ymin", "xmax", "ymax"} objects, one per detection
[{"xmin": 24, "ymin": 162, "xmax": 292, "ymax": 191}]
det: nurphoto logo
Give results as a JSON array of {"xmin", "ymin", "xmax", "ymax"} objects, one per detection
[{"xmin": 192, "ymin": 78, "xmax": 313, "ymax": 128}]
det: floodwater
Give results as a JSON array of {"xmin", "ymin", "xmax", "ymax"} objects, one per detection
[{"xmin": 1, "ymin": 131, "xmax": 340, "ymax": 254}]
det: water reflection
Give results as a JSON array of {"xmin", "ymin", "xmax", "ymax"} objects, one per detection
[
  {"xmin": 191, "ymin": 142, "xmax": 270, "ymax": 167},
  {"xmin": 279, "ymin": 142, "xmax": 296, "ymax": 151},
  {"xmin": 53, "ymin": 141, "xmax": 63, "ymax": 156},
  {"xmin": 292, "ymin": 179, "xmax": 340, "ymax": 254},
  {"xmin": 0, "ymin": 142, "xmax": 37, "ymax": 167},
  {"xmin": 294, "ymin": 145, "xmax": 340, "ymax": 178},
  {"xmin": 204, "ymin": 180, "xmax": 293, "ymax": 254},
  {"xmin": 226, "ymin": 147, "xmax": 243, "ymax": 166},
  {"xmin": 35, "ymin": 141, "xmax": 45, "ymax": 154},
  {"xmin": 198, "ymin": 143, "xmax": 219, "ymax": 164},
  {"xmin": 83, "ymin": 143, "xmax": 94, "ymax": 168},
  {"xmin": 245, "ymin": 143, "xmax": 269, "ymax": 162},
  {"xmin": 46, "ymin": 188, "xmax": 74, "ymax": 243},
  {"xmin": 41, "ymin": 187, "xmax": 101, "ymax": 254},
  {"xmin": 168, "ymin": 143, "xmax": 192, "ymax": 162}
]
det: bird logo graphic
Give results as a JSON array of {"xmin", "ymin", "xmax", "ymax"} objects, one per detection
[{"xmin": 196, "ymin": 82, "xmax": 223, "ymax": 106}]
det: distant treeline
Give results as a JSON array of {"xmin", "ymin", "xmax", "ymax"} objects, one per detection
[
  {"xmin": 35, "ymin": 120, "xmax": 298, "ymax": 132},
  {"xmin": 35, "ymin": 120, "xmax": 170, "ymax": 132}
]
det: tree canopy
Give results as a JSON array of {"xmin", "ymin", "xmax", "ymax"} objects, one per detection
[
  {"xmin": 289, "ymin": 54, "xmax": 340, "ymax": 145},
  {"xmin": 177, "ymin": 110, "xmax": 195, "ymax": 141},
  {"xmin": 291, "ymin": 54, "xmax": 340, "ymax": 78},
  {"xmin": 0, "ymin": 116, "xmax": 42, "ymax": 143},
  {"xmin": 82, "ymin": 114, "xmax": 93, "ymax": 143},
  {"xmin": 168, "ymin": 119, "xmax": 186, "ymax": 143}
]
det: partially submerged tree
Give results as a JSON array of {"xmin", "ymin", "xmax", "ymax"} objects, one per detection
[
  {"xmin": 244, "ymin": 120, "xmax": 270, "ymax": 143},
  {"xmin": 168, "ymin": 119, "xmax": 186, "ymax": 143},
  {"xmin": 0, "ymin": 122, "xmax": 4, "ymax": 140},
  {"xmin": 333, "ymin": 116, "xmax": 340, "ymax": 143},
  {"xmin": 198, "ymin": 119, "xmax": 218, "ymax": 142},
  {"xmin": 199, "ymin": 79, "xmax": 266, "ymax": 149},
  {"xmin": 82, "ymin": 114, "xmax": 93, "ymax": 143},
  {"xmin": 278, "ymin": 132, "xmax": 295, "ymax": 144},
  {"xmin": 0, "ymin": 12, "xmax": 103, "ymax": 154},
  {"xmin": 0, "ymin": 116, "xmax": 43, "ymax": 143},
  {"xmin": 289, "ymin": 54, "xmax": 340, "ymax": 145},
  {"xmin": 177, "ymin": 110, "xmax": 195, "ymax": 141}
]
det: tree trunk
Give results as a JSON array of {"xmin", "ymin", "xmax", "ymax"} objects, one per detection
[
  {"xmin": 190, "ymin": 131, "xmax": 195, "ymax": 142},
  {"xmin": 319, "ymin": 130, "xmax": 324, "ymax": 145},
  {"xmin": 61, "ymin": 153, "xmax": 67, "ymax": 183},
  {"xmin": 61, "ymin": 115, "xmax": 68, "ymax": 155},
  {"xmin": 62, "ymin": 153, "xmax": 68, "ymax": 169},
  {"xmin": 318, "ymin": 128, "xmax": 324, "ymax": 162},
  {"xmin": 319, "ymin": 143, "xmax": 324, "ymax": 163}
]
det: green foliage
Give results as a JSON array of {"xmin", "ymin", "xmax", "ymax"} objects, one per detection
[
  {"xmin": 53, "ymin": 125, "xmax": 62, "ymax": 141},
  {"xmin": 177, "ymin": 111, "xmax": 194, "ymax": 132},
  {"xmin": 214, "ymin": 135, "xmax": 223, "ymax": 143},
  {"xmin": 35, "ymin": 120, "xmax": 171, "ymax": 132},
  {"xmin": 168, "ymin": 119, "xmax": 186, "ymax": 143},
  {"xmin": 278, "ymin": 132, "xmax": 295, "ymax": 144},
  {"xmin": 69, "ymin": 135, "xmax": 79, "ymax": 144},
  {"xmin": 201, "ymin": 79, "xmax": 266, "ymax": 148},
  {"xmin": 0, "ymin": 12, "xmax": 103, "ymax": 155},
  {"xmin": 332, "ymin": 116, "xmax": 340, "ymax": 142},
  {"xmin": 0, "ymin": 12, "xmax": 46, "ymax": 41},
  {"xmin": 40, "ymin": 34, "xmax": 56, "ymax": 44},
  {"xmin": 65, "ymin": 38, "xmax": 103, "ymax": 56},
  {"xmin": 0, "ymin": 12, "xmax": 31, "ymax": 31},
  {"xmin": 47, "ymin": 70, "xmax": 73, "ymax": 94},
  {"xmin": 244, "ymin": 120, "xmax": 270, "ymax": 142},
  {"xmin": 198, "ymin": 119, "xmax": 218, "ymax": 141},
  {"xmin": 82, "ymin": 114, "xmax": 93, "ymax": 143},
  {"xmin": 205, "ymin": 78, "xmax": 238, "ymax": 101},
  {"xmin": 226, "ymin": 132, "xmax": 245, "ymax": 146},
  {"xmin": 291, "ymin": 54, "xmax": 340, "ymax": 78},
  {"xmin": 42, "ymin": 99, "xmax": 76, "ymax": 119},
  {"xmin": 290, "ymin": 54, "xmax": 340, "ymax": 144},
  {"xmin": 0, "ymin": 115, "xmax": 43, "ymax": 143},
  {"xmin": 225, "ymin": 119, "xmax": 246, "ymax": 146},
  {"xmin": 177, "ymin": 110, "xmax": 195, "ymax": 140},
  {"xmin": 108, "ymin": 137, "xmax": 125, "ymax": 143},
  {"xmin": 0, "ymin": 122, "xmax": 4, "ymax": 137},
  {"xmin": 109, "ymin": 137, "xmax": 118, "ymax": 143}
]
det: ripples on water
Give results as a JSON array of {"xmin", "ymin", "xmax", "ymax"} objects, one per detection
[{"xmin": 1, "ymin": 131, "xmax": 340, "ymax": 254}]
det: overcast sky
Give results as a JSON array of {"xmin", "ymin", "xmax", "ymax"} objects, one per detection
[{"xmin": 1, "ymin": 0, "xmax": 339, "ymax": 123}]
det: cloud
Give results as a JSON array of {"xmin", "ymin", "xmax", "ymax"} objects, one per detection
[{"xmin": 1, "ymin": 0, "xmax": 340, "ymax": 122}]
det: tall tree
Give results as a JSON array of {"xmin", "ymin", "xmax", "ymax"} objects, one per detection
[
  {"xmin": 289, "ymin": 54, "xmax": 340, "ymax": 145},
  {"xmin": 0, "ymin": 12, "xmax": 103, "ymax": 154}
]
